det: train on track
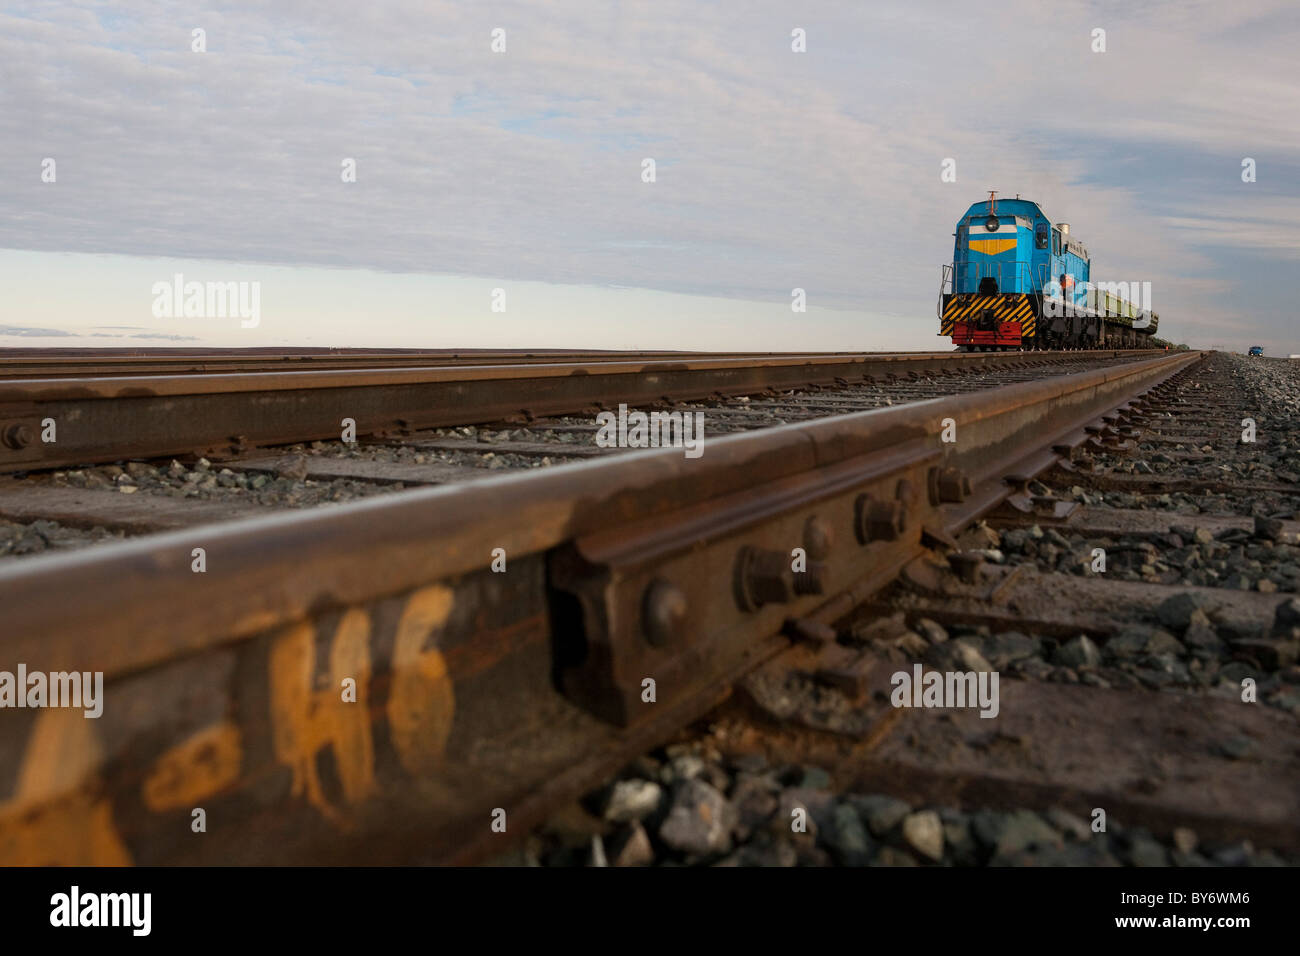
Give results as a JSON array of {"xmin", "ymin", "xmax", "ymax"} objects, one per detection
[{"xmin": 939, "ymin": 192, "xmax": 1160, "ymax": 351}]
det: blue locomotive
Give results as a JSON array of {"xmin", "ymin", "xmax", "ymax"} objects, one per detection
[{"xmin": 938, "ymin": 192, "xmax": 1159, "ymax": 350}]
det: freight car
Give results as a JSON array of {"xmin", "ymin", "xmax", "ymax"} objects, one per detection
[{"xmin": 938, "ymin": 192, "xmax": 1159, "ymax": 350}]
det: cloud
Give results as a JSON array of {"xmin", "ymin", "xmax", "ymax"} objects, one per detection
[
  {"xmin": 1, "ymin": 1, "xmax": 1297, "ymax": 350},
  {"xmin": 1162, "ymin": 202, "xmax": 1300, "ymax": 258},
  {"xmin": 0, "ymin": 323, "xmax": 199, "ymax": 342},
  {"xmin": 0, "ymin": 324, "xmax": 75, "ymax": 337}
]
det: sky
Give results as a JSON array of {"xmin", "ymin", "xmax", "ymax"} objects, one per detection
[{"xmin": 2, "ymin": 1, "xmax": 1298, "ymax": 353}]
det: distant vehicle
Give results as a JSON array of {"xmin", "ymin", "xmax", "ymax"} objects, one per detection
[{"xmin": 1249, "ymin": 346, "xmax": 1264, "ymax": 356}]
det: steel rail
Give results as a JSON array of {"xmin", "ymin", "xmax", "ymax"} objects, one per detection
[
  {"xmin": 0, "ymin": 349, "xmax": 1161, "ymax": 473},
  {"xmin": 0, "ymin": 350, "xmax": 1204, "ymax": 864},
  {"xmin": 0, "ymin": 349, "xmax": 889, "ymax": 378}
]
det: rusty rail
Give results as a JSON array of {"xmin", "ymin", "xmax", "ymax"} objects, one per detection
[
  {"xmin": 0, "ymin": 350, "xmax": 1204, "ymax": 864},
  {"xmin": 0, "ymin": 348, "xmax": 882, "ymax": 378},
  {"xmin": 0, "ymin": 349, "xmax": 1162, "ymax": 473}
]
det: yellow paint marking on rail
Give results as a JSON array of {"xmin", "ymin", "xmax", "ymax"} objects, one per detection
[
  {"xmin": 142, "ymin": 721, "xmax": 243, "ymax": 812},
  {"xmin": 388, "ymin": 585, "xmax": 457, "ymax": 776},
  {"xmin": 0, "ymin": 709, "xmax": 130, "ymax": 864},
  {"xmin": 269, "ymin": 610, "xmax": 375, "ymax": 827}
]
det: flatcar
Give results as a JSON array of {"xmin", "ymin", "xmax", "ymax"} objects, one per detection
[{"xmin": 938, "ymin": 192, "xmax": 1159, "ymax": 350}]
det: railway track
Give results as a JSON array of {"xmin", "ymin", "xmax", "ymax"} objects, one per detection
[
  {"xmin": 1, "ymin": 350, "xmax": 1155, "ymax": 551},
  {"xmin": 2, "ymin": 347, "xmax": 1295, "ymax": 867},
  {"xmin": 529, "ymin": 352, "xmax": 1300, "ymax": 868},
  {"xmin": 0, "ymin": 348, "xmax": 1157, "ymax": 473},
  {"xmin": 0, "ymin": 348, "xmax": 875, "ymax": 378}
]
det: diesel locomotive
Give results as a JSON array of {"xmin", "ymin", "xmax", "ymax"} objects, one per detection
[{"xmin": 938, "ymin": 192, "xmax": 1159, "ymax": 350}]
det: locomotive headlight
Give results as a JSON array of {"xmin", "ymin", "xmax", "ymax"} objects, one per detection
[{"xmin": 984, "ymin": 217, "xmax": 998, "ymax": 232}]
